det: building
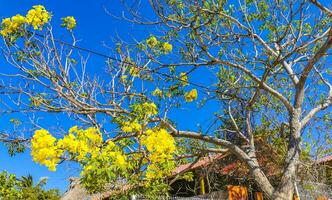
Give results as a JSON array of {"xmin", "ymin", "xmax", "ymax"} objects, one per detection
[{"xmin": 61, "ymin": 154, "xmax": 332, "ymax": 200}]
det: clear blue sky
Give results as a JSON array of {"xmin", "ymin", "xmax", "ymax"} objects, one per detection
[{"xmin": 0, "ymin": 0, "xmax": 331, "ymax": 195}]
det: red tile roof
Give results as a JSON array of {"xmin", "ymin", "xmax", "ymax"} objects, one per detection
[
  {"xmin": 172, "ymin": 152, "xmax": 281, "ymax": 177},
  {"xmin": 220, "ymin": 162, "xmax": 238, "ymax": 175},
  {"xmin": 317, "ymin": 155, "xmax": 332, "ymax": 164},
  {"xmin": 172, "ymin": 153, "xmax": 229, "ymax": 175}
]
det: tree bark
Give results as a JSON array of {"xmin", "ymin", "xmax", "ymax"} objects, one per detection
[
  {"xmin": 272, "ymin": 108, "xmax": 301, "ymax": 200},
  {"xmin": 248, "ymin": 157, "xmax": 275, "ymax": 198}
]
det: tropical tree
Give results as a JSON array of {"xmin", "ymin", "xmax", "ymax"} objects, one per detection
[
  {"xmin": 0, "ymin": 171, "xmax": 60, "ymax": 200},
  {"xmin": 0, "ymin": 1, "xmax": 331, "ymax": 199}
]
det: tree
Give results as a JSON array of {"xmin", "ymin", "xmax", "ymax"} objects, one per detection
[
  {"xmin": 0, "ymin": 1, "xmax": 331, "ymax": 199},
  {"xmin": 0, "ymin": 171, "xmax": 60, "ymax": 200}
]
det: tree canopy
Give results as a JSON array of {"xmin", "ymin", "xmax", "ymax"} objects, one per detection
[
  {"xmin": 0, "ymin": 171, "xmax": 60, "ymax": 200},
  {"xmin": 0, "ymin": 1, "xmax": 331, "ymax": 199}
]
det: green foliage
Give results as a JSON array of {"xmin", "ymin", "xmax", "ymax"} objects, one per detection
[
  {"xmin": 0, "ymin": 171, "xmax": 60, "ymax": 200},
  {"xmin": 5, "ymin": 142, "xmax": 25, "ymax": 157}
]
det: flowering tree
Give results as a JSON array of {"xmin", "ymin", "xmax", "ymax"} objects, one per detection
[
  {"xmin": 0, "ymin": 1, "xmax": 331, "ymax": 199},
  {"xmin": 0, "ymin": 5, "xmax": 179, "ymax": 198}
]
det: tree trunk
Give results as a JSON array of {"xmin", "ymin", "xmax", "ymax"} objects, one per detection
[
  {"xmin": 246, "ymin": 149, "xmax": 275, "ymax": 198},
  {"xmin": 272, "ymin": 148, "xmax": 298, "ymax": 200},
  {"xmin": 272, "ymin": 108, "xmax": 301, "ymax": 200},
  {"xmin": 250, "ymin": 160, "xmax": 275, "ymax": 198}
]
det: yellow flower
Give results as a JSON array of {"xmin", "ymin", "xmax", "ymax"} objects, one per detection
[
  {"xmin": 68, "ymin": 126, "xmax": 78, "ymax": 134},
  {"xmin": 12, "ymin": 14, "xmax": 27, "ymax": 24},
  {"xmin": 26, "ymin": 5, "xmax": 51, "ymax": 30},
  {"xmin": 57, "ymin": 134, "xmax": 78, "ymax": 154},
  {"xmin": 145, "ymin": 164, "xmax": 162, "ymax": 180},
  {"xmin": 31, "ymin": 126, "xmax": 106, "ymax": 171},
  {"xmin": 120, "ymin": 75, "xmax": 128, "ymax": 83},
  {"xmin": 141, "ymin": 127, "xmax": 176, "ymax": 180},
  {"xmin": 184, "ymin": 89, "xmax": 198, "ymax": 102},
  {"xmin": 1, "ymin": 18, "xmax": 11, "ymax": 27},
  {"xmin": 121, "ymin": 121, "xmax": 142, "ymax": 133},
  {"xmin": 0, "ymin": 15, "xmax": 27, "ymax": 37},
  {"xmin": 114, "ymin": 154, "xmax": 127, "ymax": 169},
  {"xmin": 152, "ymin": 88, "xmax": 163, "ymax": 97},
  {"xmin": 61, "ymin": 16, "xmax": 76, "ymax": 30},
  {"xmin": 146, "ymin": 36, "xmax": 158, "ymax": 48},
  {"xmin": 31, "ymin": 129, "xmax": 62, "ymax": 171},
  {"xmin": 0, "ymin": 5, "xmax": 50, "ymax": 38},
  {"xmin": 48, "ymin": 163, "xmax": 57, "ymax": 171},
  {"xmin": 162, "ymin": 42, "xmax": 172, "ymax": 53},
  {"xmin": 129, "ymin": 66, "xmax": 140, "ymax": 77},
  {"xmin": 179, "ymin": 72, "xmax": 188, "ymax": 86},
  {"xmin": 142, "ymin": 128, "xmax": 175, "ymax": 155},
  {"xmin": 81, "ymin": 140, "xmax": 127, "ymax": 176},
  {"xmin": 142, "ymin": 102, "xmax": 158, "ymax": 116},
  {"xmin": 84, "ymin": 127, "xmax": 102, "ymax": 145}
]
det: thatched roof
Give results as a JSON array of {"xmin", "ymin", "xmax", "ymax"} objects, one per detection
[
  {"xmin": 61, "ymin": 177, "xmax": 132, "ymax": 200},
  {"xmin": 61, "ymin": 178, "xmax": 104, "ymax": 200}
]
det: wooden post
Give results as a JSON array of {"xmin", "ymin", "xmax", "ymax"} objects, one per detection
[{"xmin": 200, "ymin": 175, "xmax": 205, "ymax": 195}]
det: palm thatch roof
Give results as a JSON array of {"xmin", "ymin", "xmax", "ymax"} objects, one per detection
[
  {"xmin": 61, "ymin": 177, "xmax": 132, "ymax": 200},
  {"xmin": 61, "ymin": 178, "xmax": 104, "ymax": 200}
]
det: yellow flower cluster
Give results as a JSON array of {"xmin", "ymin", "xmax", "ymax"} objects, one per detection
[
  {"xmin": 141, "ymin": 128, "xmax": 176, "ymax": 180},
  {"xmin": 57, "ymin": 126, "xmax": 102, "ymax": 161},
  {"xmin": 184, "ymin": 89, "xmax": 198, "ymax": 102},
  {"xmin": 31, "ymin": 126, "xmax": 127, "ymax": 174},
  {"xmin": 129, "ymin": 101, "xmax": 158, "ymax": 118},
  {"xmin": 121, "ymin": 121, "xmax": 142, "ymax": 133},
  {"xmin": 26, "ymin": 5, "xmax": 51, "ymax": 30},
  {"xmin": 179, "ymin": 72, "xmax": 189, "ymax": 86},
  {"xmin": 146, "ymin": 36, "xmax": 158, "ymax": 48},
  {"xmin": 152, "ymin": 88, "xmax": 162, "ymax": 97},
  {"xmin": 142, "ymin": 102, "xmax": 158, "ymax": 116},
  {"xmin": 145, "ymin": 164, "xmax": 163, "ymax": 180},
  {"xmin": 61, "ymin": 16, "xmax": 76, "ymax": 30},
  {"xmin": 118, "ymin": 102, "xmax": 158, "ymax": 133},
  {"xmin": 31, "ymin": 129, "xmax": 62, "ymax": 171},
  {"xmin": 129, "ymin": 66, "xmax": 140, "ymax": 77},
  {"xmin": 142, "ymin": 128, "xmax": 175, "ymax": 160},
  {"xmin": 0, "ymin": 5, "xmax": 51, "ymax": 37},
  {"xmin": 31, "ymin": 126, "xmax": 103, "ymax": 171},
  {"xmin": 162, "ymin": 42, "xmax": 173, "ymax": 52},
  {"xmin": 103, "ymin": 141, "xmax": 127, "ymax": 168},
  {"xmin": 81, "ymin": 141, "xmax": 127, "ymax": 176},
  {"xmin": 145, "ymin": 36, "xmax": 172, "ymax": 54},
  {"xmin": 0, "ymin": 15, "xmax": 27, "ymax": 36},
  {"xmin": 120, "ymin": 75, "xmax": 128, "ymax": 83}
]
